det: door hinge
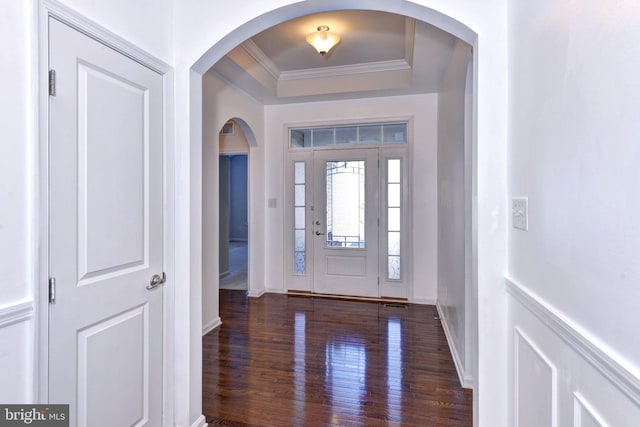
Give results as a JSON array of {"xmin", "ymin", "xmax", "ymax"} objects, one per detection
[
  {"xmin": 49, "ymin": 69, "xmax": 56, "ymax": 96},
  {"xmin": 48, "ymin": 277, "xmax": 56, "ymax": 304}
]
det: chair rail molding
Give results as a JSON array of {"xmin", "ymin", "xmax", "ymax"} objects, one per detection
[
  {"xmin": 0, "ymin": 300, "xmax": 34, "ymax": 328},
  {"xmin": 505, "ymin": 275, "xmax": 640, "ymax": 407}
]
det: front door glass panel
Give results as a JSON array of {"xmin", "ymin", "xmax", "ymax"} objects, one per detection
[{"xmin": 325, "ymin": 160, "xmax": 365, "ymax": 248}]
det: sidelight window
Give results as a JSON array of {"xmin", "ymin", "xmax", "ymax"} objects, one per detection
[
  {"xmin": 387, "ymin": 159, "xmax": 401, "ymax": 280},
  {"xmin": 293, "ymin": 161, "xmax": 306, "ymax": 274}
]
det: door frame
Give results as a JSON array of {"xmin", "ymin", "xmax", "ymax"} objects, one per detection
[
  {"xmin": 35, "ymin": 2, "xmax": 175, "ymax": 426},
  {"xmin": 312, "ymin": 148, "xmax": 380, "ymax": 298},
  {"xmin": 283, "ymin": 119, "xmax": 413, "ymax": 300}
]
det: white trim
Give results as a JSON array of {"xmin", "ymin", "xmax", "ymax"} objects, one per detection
[
  {"xmin": 280, "ymin": 59, "xmax": 411, "ymax": 81},
  {"xmin": 506, "ymin": 276, "xmax": 640, "ymax": 406},
  {"xmin": 189, "ymin": 414, "xmax": 208, "ymax": 427},
  {"xmin": 240, "ymin": 27, "xmax": 416, "ymax": 81},
  {"xmin": 37, "ymin": 1, "xmax": 174, "ymax": 425},
  {"xmin": 0, "ymin": 300, "xmax": 34, "ymax": 328},
  {"xmin": 202, "ymin": 317, "xmax": 222, "ymax": 336},
  {"xmin": 248, "ymin": 289, "xmax": 265, "ymax": 298},
  {"xmin": 437, "ymin": 303, "xmax": 473, "ymax": 388},
  {"xmin": 573, "ymin": 392, "xmax": 608, "ymax": 427},
  {"xmin": 39, "ymin": 1, "xmax": 169, "ymax": 73},
  {"xmin": 265, "ymin": 287, "xmax": 286, "ymax": 294},
  {"xmin": 240, "ymin": 40, "xmax": 281, "ymax": 81}
]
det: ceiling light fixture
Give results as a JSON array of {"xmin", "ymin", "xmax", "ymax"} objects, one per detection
[{"xmin": 306, "ymin": 25, "xmax": 340, "ymax": 56}]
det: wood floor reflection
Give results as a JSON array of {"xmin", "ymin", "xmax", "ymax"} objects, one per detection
[{"xmin": 203, "ymin": 290, "xmax": 472, "ymax": 426}]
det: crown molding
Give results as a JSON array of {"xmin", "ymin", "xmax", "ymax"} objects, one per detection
[
  {"xmin": 279, "ymin": 59, "xmax": 411, "ymax": 81},
  {"xmin": 404, "ymin": 17, "xmax": 416, "ymax": 66},
  {"xmin": 240, "ymin": 39, "xmax": 281, "ymax": 80}
]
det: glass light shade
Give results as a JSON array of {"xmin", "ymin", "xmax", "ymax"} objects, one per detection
[{"xmin": 306, "ymin": 27, "xmax": 340, "ymax": 56}]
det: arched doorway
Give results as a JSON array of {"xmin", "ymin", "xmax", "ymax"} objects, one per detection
[
  {"xmin": 173, "ymin": 2, "xmax": 508, "ymax": 426},
  {"xmin": 202, "ymin": 114, "xmax": 259, "ymax": 335}
]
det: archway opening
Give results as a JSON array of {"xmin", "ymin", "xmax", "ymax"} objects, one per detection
[
  {"xmin": 188, "ymin": 2, "xmax": 484, "ymax": 425},
  {"xmin": 202, "ymin": 115, "xmax": 258, "ymax": 336}
]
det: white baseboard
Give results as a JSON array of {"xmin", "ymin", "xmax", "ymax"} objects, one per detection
[
  {"xmin": 247, "ymin": 289, "xmax": 265, "ymax": 298},
  {"xmin": 436, "ymin": 303, "xmax": 473, "ymax": 388},
  {"xmin": 265, "ymin": 287, "xmax": 285, "ymax": 294},
  {"xmin": 0, "ymin": 299, "xmax": 34, "ymax": 328},
  {"xmin": 506, "ymin": 275, "xmax": 640, "ymax": 406},
  {"xmin": 202, "ymin": 317, "xmax": 222, "ymax": 336},
  {"xmin": 190, "ymin": 414, "xmax": 208, "ymax": 427}
]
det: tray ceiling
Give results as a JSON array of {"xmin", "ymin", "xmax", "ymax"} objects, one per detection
[{"xmin": 209, "ymin": 10, "xmax": 466, "ymax": 104}]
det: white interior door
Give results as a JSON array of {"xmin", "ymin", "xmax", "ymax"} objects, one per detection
[
  {"xmin": 48, "ymin": 18, "xmax": 164, "ymax": 427},
  {"xmin": 313, "ymin": 149, "xmax": 379, "ymax": 297}
]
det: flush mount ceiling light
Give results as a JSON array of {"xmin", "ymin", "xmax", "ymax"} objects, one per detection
[{"xmin": 306, "ymin": 25, "xmax": 341, "ymax": 56}]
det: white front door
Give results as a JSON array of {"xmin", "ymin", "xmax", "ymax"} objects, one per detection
[
  {"xmin": 48, "ymin": 18, "xmax": 164, "ymax": 427},
  {"xmin": 312, "ymin": 149, "xmax": 380, "ymax": 297}
]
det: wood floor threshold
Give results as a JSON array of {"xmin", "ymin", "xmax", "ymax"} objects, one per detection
[{"xmin": 286, "ymin": 290, "xmax": 411, "ymax": 305}]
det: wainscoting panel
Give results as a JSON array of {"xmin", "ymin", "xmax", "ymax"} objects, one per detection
[
  {"xmin": 514, "ymin": 327, "xmax": 556, "ymax": 427},
  {"xmin": 507, "ymin": 277, "xmax": 640, "ymax": 427},
  {"xmin": 0, "ymin": 300, "xmax": 34, "ymax": 403},
  {"xmin": 573, "ymin": 392, "xmax": 608, "ymax": 427}
]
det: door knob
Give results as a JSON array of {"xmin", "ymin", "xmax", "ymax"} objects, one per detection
[
  {"xmin": 147, "ymin": 272, "xmax": 166, "ymax": 290},
  {"xmin": 315, "ymin": 230, "xmax": 325, "ymax": 236},
  {"xmin": 315, "ymin": 220, "xmax": 321, "ymax": 226}
]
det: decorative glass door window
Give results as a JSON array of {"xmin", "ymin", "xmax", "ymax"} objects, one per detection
[
  {"xmin": 294, "ymin": 161, "xmax": 306, "ymax": 274},
  {"xmin": 325, "ymin": 161, "xmax": 365, "ymax": 248},
  {"xmin": 387, "ymin": 159, "xmax": 401, "ymax": 279}
]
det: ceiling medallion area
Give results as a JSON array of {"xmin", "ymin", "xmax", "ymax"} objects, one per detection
[{"xmin": 305, "ymin": 25, "xmax": 341, "ymax": 56}]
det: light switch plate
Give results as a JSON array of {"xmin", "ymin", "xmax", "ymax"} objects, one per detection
[{"xmin": 512, "ymin": 197, "xmax": 528, "ymax": 231}]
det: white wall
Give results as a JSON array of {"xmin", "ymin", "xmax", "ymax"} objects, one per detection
[
  {"xmin": 263, "ymin": 94, "xmax": 439, "ymax": 300},
  {"xmin": 437, "ymin": 40, "xmax": 473, "ymax": 387},
  {"xmin": 202, "ymin": 72, "xmax": 264, "ymax": 335},
  {"xmin": 508, "ymin": 0, "xmax": 640, "ymax": 425},
  {"xmin": 0, "ymin": 0, "xmax": 34, "ymax": 403}
]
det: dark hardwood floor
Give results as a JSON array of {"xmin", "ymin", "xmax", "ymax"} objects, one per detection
[{"xmin": 203, "ymin": 290, "xmax": 472, "ymax": 426}]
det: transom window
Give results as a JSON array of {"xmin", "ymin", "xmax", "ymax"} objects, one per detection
[{"xmin": 290, "ymin": 122, "xmax": 408, "ymax": 148}]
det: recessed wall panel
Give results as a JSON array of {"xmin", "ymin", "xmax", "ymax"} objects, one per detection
[
  {"xmin": 574, "ymin": 393, "xmax": 607, "ymax": 427},
  {"xmin": 77, "ymin": 305, "xmax": 148, "ymax": 427},
  {"xmin": 515, "ymin": 328, "xmax": 557, "ymax": 427},
  {"xmin": 77, "ymin": 64, "xmax": 148, "ymax": 283}
]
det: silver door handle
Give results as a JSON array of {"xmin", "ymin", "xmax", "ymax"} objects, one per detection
[
  {"xmin": 147, "ymin": 272, "xmax": 166, "ymax": 290},
  {"xmin": 315, "ymin": 230, "xmax": 325, "ymax": 236}
]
